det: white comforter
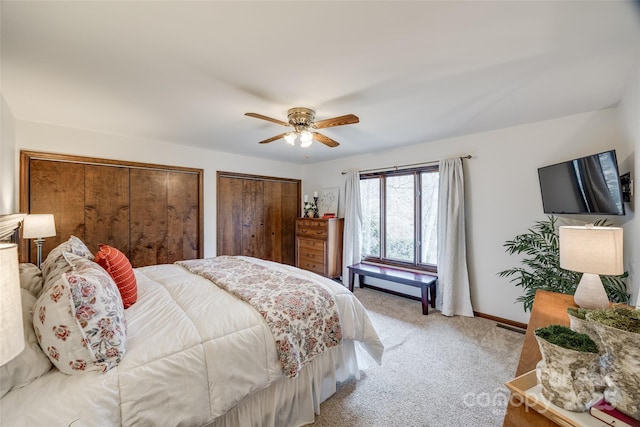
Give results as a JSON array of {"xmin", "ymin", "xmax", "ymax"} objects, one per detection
[{"xmin": 1, "ymin": 257, "xmax": 383, "ymax": 426}]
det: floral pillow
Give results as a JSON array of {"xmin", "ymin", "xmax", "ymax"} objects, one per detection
[
  {"xmin": 40, "ymin": 236, "xmax": 94, "ymax": 291},
  {"xmin": 33, "ymin": 253, "xmax": 127, "ymax": 375}
]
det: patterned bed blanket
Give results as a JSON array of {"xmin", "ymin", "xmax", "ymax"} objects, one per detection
[{"xmin": 177, "ymin": 256, "xmax": 343, "ymax": 377}]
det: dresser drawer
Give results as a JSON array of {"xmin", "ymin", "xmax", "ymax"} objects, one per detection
[
  {"xmin": 297, "ymin": 257, "xmax": 325, "ymax": 275},
  {"xmin": 296, "ymin": 221, "xmax": 328, "ymax": 238},
  {"xmin": 298, "ymin": 238, "xmax": 325, "ymax": 252},
  {"xmin": 298, "ymin": 246, "xmax": 325, "ymax": 262}
]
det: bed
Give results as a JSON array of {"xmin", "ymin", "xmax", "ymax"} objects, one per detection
[{"xmin": 0, "ymin": 234, "xmax": 384, "ymax": 427}]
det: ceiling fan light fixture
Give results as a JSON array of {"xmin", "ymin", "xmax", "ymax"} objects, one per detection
[
  {"xmin": 246, "ymin": 107, "xmax": 356, "ymax": 148},
  {"xmin": 300, "ymin": 130, "xmax": 313, "ymax": 147},
  {"xmin": 284, "ymin": 132, "xmax": 297, "ymax": 145}
]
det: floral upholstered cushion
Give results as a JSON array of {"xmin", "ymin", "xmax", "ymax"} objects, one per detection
[
  {"xmin": 41, "ymin": 236, "xmax": 94, "ymax": 291},
  {"xmin": 33, "ymin": 253, "xmax": 127, "ymax": 374}
]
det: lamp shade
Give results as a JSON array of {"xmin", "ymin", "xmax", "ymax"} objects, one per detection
[
  {"xmin": 559, "ymin": 226, "xmax": 623, "ymax": 275},
  {"xmin": 22, "ymin": 214, "xmax": 56, "ymax": 239},
  {"xmin": 0, "ymin": 243, "xmax": 24, "ymax": 365}
]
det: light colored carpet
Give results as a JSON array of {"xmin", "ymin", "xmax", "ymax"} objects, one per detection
[{"xmin": 309, "ymin": 287, "xmax": 525, "ymax": 427}]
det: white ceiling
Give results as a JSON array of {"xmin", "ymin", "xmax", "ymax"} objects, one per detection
[{"xmin": 2, "ymin": 1, "xmax": 639, "ymax": 164}]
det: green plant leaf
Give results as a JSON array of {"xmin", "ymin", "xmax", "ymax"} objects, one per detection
[{"xmin": 498, "ymin": 215, "xmax": 629, "ymax": 312}]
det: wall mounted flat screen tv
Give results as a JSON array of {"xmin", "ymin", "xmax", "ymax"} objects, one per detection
[{"xmin": 538, "ymin": 149, "xmax": 625, "ymax": 215}]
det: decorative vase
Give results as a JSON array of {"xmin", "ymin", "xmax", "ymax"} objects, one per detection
[
  {"xmin": 567, "ymin": 312, "xmax": 605, "ymax": 355},
  {"xmin": 535, "ymin": 335, "xmax": 603, "ymax": 412},
  {"xmin": 590, "ymin": 321, "xmax": 640, "ymax": 420}
]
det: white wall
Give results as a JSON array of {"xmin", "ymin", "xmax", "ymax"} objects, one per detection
[
  {"xmin": 0, "ymin": 94, "xmax": 17, "ymax": 214},
  {"xmin": 303, "ymin": 108, "xmax": 634, "ymax": 324},
  {"xmin": 13, "ymin": 120, "xmax": 303, "ymax": 257},
  {"xmin": 619, "ymin": 65, "xmax": 640, "ymax": 307},
  {"xmin": 9, "ymin": 106, "xmax": 636, "ymax": 323}
]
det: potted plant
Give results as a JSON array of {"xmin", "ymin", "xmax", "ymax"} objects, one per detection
[
  {"xmin": 498, "ymin": 215, "xmax": 629, "ymax": 312},
  {"xmin": 566, "ymin": 307, "xmax": 604, "ymax": 354},
  {"xmin": 587, "ymin": 307, "xmax": 640, "ymax": 420},
  {"xmin": 534, "ymin": 325, "xmax": 603, "ymax": 412}
]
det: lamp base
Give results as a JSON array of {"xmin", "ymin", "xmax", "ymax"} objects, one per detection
[
  {"xmin": 574, "ymin": 273, "xmax": 609, "ymax": 309},
  {"xmin": 34, "ymin": 238, "xmax": 45, "ymax": 269}
]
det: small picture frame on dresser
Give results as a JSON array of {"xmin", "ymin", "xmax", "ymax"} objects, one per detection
[{"xmin": 318, "ymin": 187, "xmax": 339, "ymax": 216}]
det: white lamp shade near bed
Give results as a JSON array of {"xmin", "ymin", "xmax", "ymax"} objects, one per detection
[
  {"xmin": 21, "ymin": 214, "xmax": 56, "ymax": 240},
  {"xmin": 559, "ymin": 225, "xmax": 623, "ymax": 309},
  {"xmin": 0, "ymin": 243, "xmax": 24, "ymax": 365},
  {"xmin": 22, "ymin": 214, "xmax": 56, "ymax": 268}
]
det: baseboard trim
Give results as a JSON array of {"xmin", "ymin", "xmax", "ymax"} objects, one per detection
[
  {"xmin": 474, "ymin": 311, "xmax": 527, "ymax": 331},
  {"xmin": 357, "ymin": 285, "xmax": 528, "ymax": 331}
]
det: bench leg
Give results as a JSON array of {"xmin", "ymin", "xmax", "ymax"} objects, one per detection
[
  {"xmin": 421, "ymin": 285, "xmax": 429, "ymax": 315},
  {"xmin": 430, "ymin": 282, "xmax": 436, "ymax": 308},
  {"xmin": 348, "ymin": 270, "xmax": 355, "ymax": 292},
  {"xmin": 359, "ymin": 274, "xmax": 366, "ymax": 288}
]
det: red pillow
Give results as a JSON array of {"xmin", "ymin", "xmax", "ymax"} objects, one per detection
[{"xmin": 94, "ymin": 245, "xmax": 137, "ymax": 308}]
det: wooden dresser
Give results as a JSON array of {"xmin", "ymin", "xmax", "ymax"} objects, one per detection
[{"xmin": 295, "ymin": 218, "xmax": 344, "ymax": 279}]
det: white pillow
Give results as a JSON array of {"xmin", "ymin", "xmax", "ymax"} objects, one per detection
[
  {"xmin": 19, "ymin": 263, "xmax": 44, "ymax": 298},
  {"xmin": 33, "ymin": 253, "xmax": 127, "ymax": 375},
  {"xmin": 0, "ymin": 289, "xmax": 53, "ymax": 398}
]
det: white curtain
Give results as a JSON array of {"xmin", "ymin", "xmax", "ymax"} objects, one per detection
[
  {"xmin": 342, "ymin": 171, "xmax": 362, "ymax": 287},
  {"xmin": 436, "ymin": 158, "xmax": 474, "ymax": 317}
]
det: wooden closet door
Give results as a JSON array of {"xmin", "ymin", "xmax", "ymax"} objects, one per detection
[
  {"xmin": 167, "ymin": 171, "xmax": 199, "ymax": 262},
  {"xmin": 280, "ymin": 181, "xmax": 298, "ymax": 265},
  {"xmin": 130, "ymin": 169, "xmax": 168, "ymax": 266},
  {"xmin": 216, "ymin": 172, "xmax": 300, "ymax": 266},
  {"xmin": 264, "ymin": 180, "xmax": 297, "ymax": 265},
  {"xmin": 217, "ymin": 176, "xmax": 244, "ymax": 256},
  {"xmin": 241, "ymin": 179, "xmax": 265, "ymax": 259},
  {"xmin": 84, "ymin": 164, "xmax": 130, "ymax": 256},
  {"xmin": 28, "ymin": 159, "xmax": 85, "ymax": 259},
  {"xmin": 21, "ymin": 151, "xmax": 203, "ymax": 266},
  {"xmin": 263, "ymin": 180, "xmax": 282, "ymax": 263}
]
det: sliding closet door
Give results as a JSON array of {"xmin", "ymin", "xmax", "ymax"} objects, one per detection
[
  {"xmin": 241, "ymin": 179, "xmax": 265, "ymax": 259},
  {"xmin": 21, "ymin": 151, "xmax": 203, "ymax": 267},
  {"xmin": 216, "ymin": 172, "xmax": 300, "ymax": 266},
  {"xmin": 263, "ymin": 180, "xmax": 298, "ymax": 265},
  {"xmin": 84, "ymin": 164, "xmax": 130, "ymax": 256},
  {"xmin": 217, "ymin": 176, "xmax": 244, "ymax": 257},
  {"xmin": 130, "ymin": 169, "xmax": 168, "ymax": 267},
  {"xmin": 263, "ymin": 180, "xmax": 282, "ymax": 263},
  {"xmin": 167, "ymin": 172, "xmax": 200, "ymax": 263},
  {"xmin": 28, "ymin": 159, "xmax": 85, "ymax": 259}
]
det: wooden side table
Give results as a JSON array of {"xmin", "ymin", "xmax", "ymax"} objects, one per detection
[{"xmin": 503, "ymin": 290, "xmax": 578, "ymax": 427}]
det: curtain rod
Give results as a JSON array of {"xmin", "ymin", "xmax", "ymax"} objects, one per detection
[{"xmin": 341, "ymin": 155, "xmax": 472, "ymax": 175}]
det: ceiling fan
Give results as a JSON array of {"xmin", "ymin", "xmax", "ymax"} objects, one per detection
[{"xmin": 245, "ymin": 107, "xmax": 359, "ymax": 148}]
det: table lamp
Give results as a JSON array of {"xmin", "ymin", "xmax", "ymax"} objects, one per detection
[
  {"xmin": 22, "ymin": 214, "xmax": 56, "ymax": 268},
  {"xmin": 559, "ymin": 225, "xmax": 623, "ymax": 309},
  {"xmin": 0, "ymin": 243, "xmax": 24, "ymax": 365}
]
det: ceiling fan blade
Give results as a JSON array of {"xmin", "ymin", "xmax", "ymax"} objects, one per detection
[
  {"xmin": 259, "ymin": 133, "xmax": 288, "ymax": 144},
  {"xmin": 245, "ymin": 112, "xmax": 290, "ymax": 127},
  {"xmin": 312, "ymin": 132, "xmax": 340, "ymax": 148},
  {"xmin": 312, "ymin": 114, "xmax": 359, "ymax": 129}
]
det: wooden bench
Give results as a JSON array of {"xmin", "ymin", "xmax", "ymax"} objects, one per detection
[{"xmin": 347, "ymin": 263, "xmax": 437, "ymax": 315}]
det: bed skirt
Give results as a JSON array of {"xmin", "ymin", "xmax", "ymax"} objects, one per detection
[{"xmin": 209, "ymin": 340, "xmax": 360, "ymax": 427}]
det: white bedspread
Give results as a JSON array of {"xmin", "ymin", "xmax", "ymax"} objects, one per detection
[{"xmin": 0, "ymin": 257, "xmax": 383, "ymax": 426}]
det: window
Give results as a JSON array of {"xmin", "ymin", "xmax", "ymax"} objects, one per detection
[{"xmin": 360, "ymin": 166, "xmax": 438, "ymax": 271}]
